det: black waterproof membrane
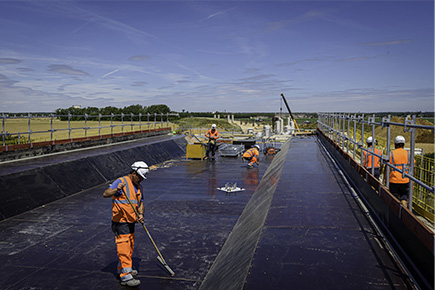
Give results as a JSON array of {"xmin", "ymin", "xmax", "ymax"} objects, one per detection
[{"xmin": 0, "ymin": 136, "xmax": 414, "ymax": 290}]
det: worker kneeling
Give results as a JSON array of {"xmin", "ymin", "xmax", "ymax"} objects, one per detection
[{"xmin": 243, "ymin": 145, "xmax": 260, "ymax": 168}]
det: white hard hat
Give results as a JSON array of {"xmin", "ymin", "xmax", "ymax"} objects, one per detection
[
  {"xmin": 254, "ymin": 145, "xmax": 260, "ymax": 150},
  {"xmin": 394, "ymin": 135, "xmax": 405, "ymax": 144},
  {"xmin": 131, "ymin": 161, "xmax": 149, "ymax": 179},
  {"xmin": 366, "ymin": 136, "xmax": 375, "ymax": 144},
  {"xmin": 211, "ymin": 124, "xmax": 216, "ymax": 129}
]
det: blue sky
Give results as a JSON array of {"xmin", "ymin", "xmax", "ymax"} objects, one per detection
[{"xmin": 0, "ymin": 0, "xmax": 433, "ymax": 113}]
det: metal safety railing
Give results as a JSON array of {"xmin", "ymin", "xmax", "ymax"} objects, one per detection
[
  {"xmin": 182, "ymin": 127, "xmax": 244, "ymax": 140},
  {"xmin": 1, "ymin": 112, "xmax": 179, "ymax": 150},
  {"xmin": 318, "ymin": 113, "xmax": 435, "ymax": 220}
]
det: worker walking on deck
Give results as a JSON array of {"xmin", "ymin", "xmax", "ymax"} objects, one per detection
[
  {"xmin": 205, "ymin": 124, "xmax": 219, "ymax": 160},
  {"xmin": 243, "ymin": 145, "xmax": 260, "ymax": 169},
  {"xmin": 362, "ymin": 136, "xmax": 383, "ymax": 179},
  {"xmin": 388, "ymin": 136, "xmax": 414, "ymax": 208},
  {"xmin": 103, "ymin": 161, "xmax": 149, "ymax": 287}
]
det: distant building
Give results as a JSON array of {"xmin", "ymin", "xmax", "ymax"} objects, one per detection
[{"xmin": 72, "ymin": 105, "xmax": 81, "ymax": 109}]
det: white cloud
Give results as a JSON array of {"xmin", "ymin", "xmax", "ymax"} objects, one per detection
[
  {"xmin": 47, "ymin": 65, "xmax": 90, "ymax": 76},
  {"xmin": 361, "ymin": 40, "xmax": 411, "ymax": 46},
  {"xmin": 0, "ymin": 58, "xmax": 22, "ymax": 64}
]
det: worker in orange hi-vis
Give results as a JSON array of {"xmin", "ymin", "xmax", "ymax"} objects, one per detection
[
  {"xmin": 362, "ymin": 136, "xmax": 383, "ymax": 179},
  {"xmin": 388, "ymin": 136, "xmax": 415, "ymax": 208},
  {"xmin": 103, "ymin": 161, "xmax": 149, "ymax": 287},
  {"xmin": 205, "ymin": 124, "xmax": 219, "ymax": 160},
  {"xmin": 243, "ymin": 145, "xmax": 260, "ymax": 169}
]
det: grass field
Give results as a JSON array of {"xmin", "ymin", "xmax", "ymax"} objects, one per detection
[{"xmin": 2, "ymin": 118, "xmax": 171, "ymax": 144}]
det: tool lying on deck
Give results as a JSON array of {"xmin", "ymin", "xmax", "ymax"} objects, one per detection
[
  {"xmin": 217, "ymin": 182, "xmax": 245, "ymax": 193},
  {"xmin": 122, "ymin": 188, "xmax": 175, "ymax": 277}
]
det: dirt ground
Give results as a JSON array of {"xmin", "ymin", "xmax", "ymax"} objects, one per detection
[{"xmin": 233, "ymin": 120, "xmax": 264, "ymax": 133}]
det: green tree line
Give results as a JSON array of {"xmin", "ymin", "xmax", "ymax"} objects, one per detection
[{"xmin": 55, "ymin": 104, "xmax": 171, "ymax": 121}]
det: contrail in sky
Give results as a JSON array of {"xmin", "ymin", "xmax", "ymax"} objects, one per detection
[
  {"xmin": 200, "ymin": 6, "xmax": 237, "ymax": 22},
  {"xmin": 102, "ymin": 69, "xmax": 119, "ymax": 78}
]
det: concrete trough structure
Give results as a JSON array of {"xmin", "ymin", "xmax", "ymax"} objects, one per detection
[
  {"xmin": 0, "ymin": 135, "xmax": 187, "ymax": 221},
  {"xmin": 0, "ymin": 134, "xmax": 426, "ymax": 289}
]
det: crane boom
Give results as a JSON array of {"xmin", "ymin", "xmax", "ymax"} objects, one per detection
[{"xmin": 280, "ymin": 93, "xmax": 300, "ymax": 131}]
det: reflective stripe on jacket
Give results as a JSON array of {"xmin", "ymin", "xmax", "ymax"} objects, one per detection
[
  {"xmin": 389, "ymin": 148, "xmax": 411, "ymax": 184},
  {"xmin": 205, "ymin": 129, "xmax": 219, "ymax": 140},
  {"xmin": 112, "ymin": 176, "xmax": 142, "ymax": 223},
  {"xmin": 363, "ymin": 147, "xmax": 382, "ymax": 169},
  {"xmin": 243, "ymin": 148, "xmax": 259, "ymax": 159}
]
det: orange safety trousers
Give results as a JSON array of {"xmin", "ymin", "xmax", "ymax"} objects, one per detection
[
  {"xmin": 243, "ymin": 148, "xmax": 259, "ymax": 166},
  {"xmin": 247, "ymin": 155, "xmax": 258, "ymax": 166},
  {"xmin": 116, "ymin": 232, "xmax": 135, "ymax": 281},
  {"xmin": 111, "ymin": 175, "xmax": 141, "ymax": 282}
]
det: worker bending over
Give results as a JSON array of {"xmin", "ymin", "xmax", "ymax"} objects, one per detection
[
  {"xmin": 388, "ymin": 136, "xmax": 414, "ymax": 208},
  {"xmin": 103, "ymin": 161, "xmax": 149, "ymax": 287},
  {"xmin": 205, "ymin": 124, "xmax": 219, "ymax": 160},
  {"xmin": 362, "ymin": 136, "xmax": 383, "ymax": 179},
  {"xmin": 243, "ymin": 145, "xmax": 260, "ymax": 169}
]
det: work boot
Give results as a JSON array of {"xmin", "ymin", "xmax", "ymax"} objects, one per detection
[
  {"xmin": 120, "ymin": 278, "xmax": 140, "ymax": 287},
  {"xmin": 247, "ymin": 164, "xmax": 253, "ymax": 169}
]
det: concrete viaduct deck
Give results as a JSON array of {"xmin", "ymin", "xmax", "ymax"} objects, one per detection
[{"xmin": 0, "ymin": 134, "xmax": 426, "ymax": 289}]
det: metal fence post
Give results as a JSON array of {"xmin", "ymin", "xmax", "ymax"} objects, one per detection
[
  {"xmin": 371, "ymin": 114, "xmax": 376, "ymax": 176},
  {"xmin": 50, "ymin": 113, "xmax": 54, "ymax": 144},
  {"xmin": 342, "ymin": 113, "xmax": 345, "ymax": 150},
  {"xmin": 338, "ymin": 114, "xmax": 342, "ymax": 147},
  {"xmin": 360, "ymin": 114, "xmax": 364, "ymax": 167},
  {"xmin": 385, "ymin": 115, "xmax": 391, "ymax": 188},
  {"xmin": 121, "ymin": 113, "xmax": 124, "ymax": 135},
  {"xmin": 28, "ymin": 113, "xmax": 32, "ymax": 148},
  {"xmin": 131, "ymin": 113, "xmax": 134, "ymax": 132},
  {"xmin": 85, "ymin": 113, "xmax": 88, "ymax": 139},
  {"xmin": 346, "ymin": 114, "xmax": 350, "ymax": 153},
  {"xmin": 352, "ymin": 114, "xmax": 356, "ymax": 159},
  {"xmin": 111, "ymin": 113, "xmax": 114, "ymax": 136},
  {"xmin": 99, "ymin": 113, "xmax": 102, "ymax": 139},
  {"xmin": 407, "ymin": 115, "xmax": 416, "ymax": 212},
  {"xmin": 342, "ymin": 114, "xmax": 346, "ymax": 150},
  {"xmin": 147, "ymin": 113, "xmax": 150, "ymax": 130},
  {"xmin": 68, "ymin": 113, "xmax": 72, "ymax": 141},
  {"xmin": 2, "ymin": 113, "xmax": 5, "ymax": 147}
]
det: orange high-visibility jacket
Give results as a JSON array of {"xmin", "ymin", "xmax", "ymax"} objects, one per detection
[
  {"xmin": 363, "ymin": 147, "xmax": 382, "ymax": 169},
  {"xmin": 243, "ymin": 148, "xmax": 259, "ymax": 160},
  {"xmin": 112, "ymin": 176, "xmax": 142, "ymax": 223},
  {"xmin": 389, "ymin": 148, "xmax": 413, "ymax": 184},
  {"xmin": 205, "ymin": 129, "xmax": 219, "ymax": 140}
]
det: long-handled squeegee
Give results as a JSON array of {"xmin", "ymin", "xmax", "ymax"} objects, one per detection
[{"xmin": 122, "ymin": 188, "xmax": 175, "ymax": 277}]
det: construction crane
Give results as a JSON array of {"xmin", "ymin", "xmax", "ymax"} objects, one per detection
[{"xmin": 280, "ymin": 93, "xmax": 301, "ymax": 132}]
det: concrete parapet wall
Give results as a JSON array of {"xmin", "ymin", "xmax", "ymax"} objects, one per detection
[
  {"xmin": 0, "ymin": 136, "xmax": 186, "ymax": 221},
  {"xmin": 317, "ymin": 128, "xmax": 434, "ymax": 290}
]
